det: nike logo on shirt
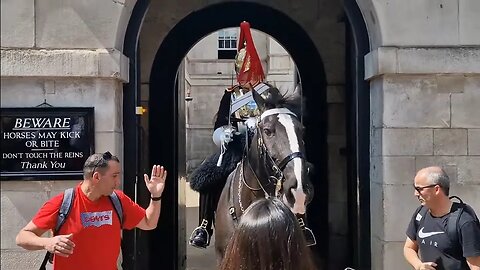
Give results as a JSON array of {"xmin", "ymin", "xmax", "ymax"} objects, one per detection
[{"xmin": 418, "ymin": 227, "xmax": 444, "ymax": 238}]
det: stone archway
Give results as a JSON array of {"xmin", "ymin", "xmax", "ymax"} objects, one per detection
[
  {"xmin": 148, "ymin": 4, "xmax": 327, "ymax": 269},
  {"xmin": 122, "ymin": 1, "xmax": 372, "ymax": 269}
]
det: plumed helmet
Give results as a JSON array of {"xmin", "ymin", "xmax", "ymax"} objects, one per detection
[
  {"xmin": 235, "ymin": 46, "xmax": 247, "ymax": 74},
  {"xmin": 235, "ymin": 21, "xmax": 265, "ymax": 87}
]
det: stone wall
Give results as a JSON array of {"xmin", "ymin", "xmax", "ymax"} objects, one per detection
[
  {"xmin": 2, "ymin": 0, "xmax": 479, "ymax": 269},
  {"xmin": 356, "ymin": 0, "xmax": 480, "ymax": 49},
  {"xmin": 367, "ymin": 47, "xmax": 480, "ymax": 270},
  {"xmin": 0, "ymin": 76, "xmax": 126, "ymax": 269},
  {"xmin": 0, "ymin": 0, "xmax": 131, "ymax": 267}
]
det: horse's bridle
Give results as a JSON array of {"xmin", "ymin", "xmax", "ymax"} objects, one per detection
[
  {"xmin": 229, "ymin": 108, "xmax": 315, "ymax": 245},
  {"xmin": 247, "ymin": 108, "xmax": 306, "ymax": 198}
]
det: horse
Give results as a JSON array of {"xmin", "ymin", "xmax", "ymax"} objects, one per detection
[{"xmin": 214, "ymin": 86, "xmax": 314, "ymax": 263}]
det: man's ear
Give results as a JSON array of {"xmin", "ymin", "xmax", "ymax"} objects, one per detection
[{"xmin": 92, "ymin": 171, "xmax": 101, "ymax": 183}]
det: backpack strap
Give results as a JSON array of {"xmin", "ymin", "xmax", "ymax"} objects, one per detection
[
  {"xmin": 109, "ymin": 191, "xmax": 123, "ymax": 227},
  {"xmin": 55, "ymin": 188, "xmax": 75, "ymax": 234},
  {"xmin": 415, "ymin": 205, "xmax": 429, "ymax": 232},
  {"xmin": 39, "ymin": 188, "xmax": 75, "ymax": 270},
  {"xmin": 447, "ymin": 196, "xmax": 480, "ymax": 247},
  {"xmin": 447, "ymin": 203, "xmax": 463, "ymax": 246},
  {"xmin": 448, "ymin": 196, "xmax": 466, "ymax": 246}
]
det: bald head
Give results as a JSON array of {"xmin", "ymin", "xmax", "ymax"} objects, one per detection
[
  {"xmin": 417, "ymin": 166, "xmax": 444, "ymax": 178},
  {"xmin": 416, "ymin": 166, "xmax": 450, "ymax": 195}
]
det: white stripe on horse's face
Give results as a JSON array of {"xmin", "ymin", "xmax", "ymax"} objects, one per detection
[{"xmin": 277, "ymin": 114, "xmax": 306, "ymax": 214}]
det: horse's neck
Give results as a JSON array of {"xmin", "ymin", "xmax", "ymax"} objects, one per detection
[
  {"xmin": 245, "ymin": 136, "xmax": 269, "ymax": 186},
  {"xmin": 234, "ymin": 134, "xmax": 272, "ymax": 214},
  {"xmin": 235, "ymin": 160, "xmax": 264, "ymax": 215}
]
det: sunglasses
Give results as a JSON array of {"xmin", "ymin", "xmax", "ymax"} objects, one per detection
[{"xmin": 413, "ymin": 184, "xmax": 438, "ymax": 193}]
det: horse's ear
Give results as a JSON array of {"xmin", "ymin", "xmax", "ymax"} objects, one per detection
[
  {"xmin": 293, "ymin": 83, "xmax": 302, "ymax": 97},
  {"xmin": 252, "ymin": 89, "xmax": 267, "ymax": 112},
  {"xmin": 265, "ymin": 87, "xmax": 283, "ymax": 105}
]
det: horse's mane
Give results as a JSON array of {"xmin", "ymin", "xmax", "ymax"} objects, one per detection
[
  {"xmin": 277, "ymin": 93, "xmax": 303, "ymax": 118},
  {"xmin": 263, "ymin": 84, "xmax": 304, "ymax": 118}
]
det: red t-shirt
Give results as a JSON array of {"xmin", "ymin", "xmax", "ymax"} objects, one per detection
[{"xmin": 32, "ymin": 184, "xmax": 146, "ymax": 270}]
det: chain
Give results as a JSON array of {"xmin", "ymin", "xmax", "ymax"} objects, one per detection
[
  {"xmin": 243, "ymin": 160, "xmax": 263, "ymax": 192},
  {"xmin": 238, "ymin": 162, "xmax": 245, "ymax": 213}
]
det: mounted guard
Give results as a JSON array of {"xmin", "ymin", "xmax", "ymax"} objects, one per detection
[{"xmin": 188, "ymin": 21, "xmax": 315, "ymax": 249}]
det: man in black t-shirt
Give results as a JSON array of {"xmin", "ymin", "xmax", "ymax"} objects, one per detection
[{"xmin": 404, "ymin": 166, "xmax": 480, "ymax": 270}]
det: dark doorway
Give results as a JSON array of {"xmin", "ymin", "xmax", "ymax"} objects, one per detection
[
  {"xmin": 122, "ymin": 1, "xmax": 370, "ymax": 269},
  {"xmin": 344, "ymin": 0, "xmax": 371, "ymax": 269}
]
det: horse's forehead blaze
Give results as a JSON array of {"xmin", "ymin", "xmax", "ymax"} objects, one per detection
[{"xmin": 276, "ymin": 114, "xmax": 304, "ymax": 193}]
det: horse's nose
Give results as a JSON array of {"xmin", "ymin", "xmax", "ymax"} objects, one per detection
[
  {"xmin": 303, "ymin": 180, "xmax": 314, "ymax": 204},
  {"xmin": 289, "ymin": 187, "xmax": 307, "ymax": 214}
]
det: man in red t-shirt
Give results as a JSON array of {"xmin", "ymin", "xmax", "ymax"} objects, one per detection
[{"xmin": 15, "ymin": 151, "xmax": 167, "ymax": 270}]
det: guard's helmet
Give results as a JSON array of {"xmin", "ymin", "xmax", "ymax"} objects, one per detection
[{"xmin": 235, "ymin": 21, "xmax": 265, "ymax": 88}]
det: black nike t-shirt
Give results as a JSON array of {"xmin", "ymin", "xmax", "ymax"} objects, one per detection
[{"xmin": 406, "ymin": 204, "xmax": 480, "ymax": 270}]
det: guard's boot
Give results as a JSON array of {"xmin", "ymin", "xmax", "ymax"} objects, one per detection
[
  {"xmin": 189, "ymin": 219, "xmax": 211, "ymax": 249},
  {"xmin": 297, "ymin": 216, "xmax": 317, "ymax": 246}
]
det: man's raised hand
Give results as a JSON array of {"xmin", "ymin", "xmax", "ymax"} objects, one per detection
[{"xmin": 144, "ymin": 165, "xmax": 167, "ymax": 198}]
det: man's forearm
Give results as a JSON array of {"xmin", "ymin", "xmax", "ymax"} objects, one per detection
[
  {"xmin": 144, "ymin": 199, "xmax": 162, "ymax": 229},
  {"xmin": 16, "ymin": 230, "xmax": 48, "ymax": 251},
  {"xmin": 404, "ymin": 247, "xmax": 422, "ymax": 270},
  {"xmin": 467, "ymin": 256, "xmax": 480, "ymax": 270}
]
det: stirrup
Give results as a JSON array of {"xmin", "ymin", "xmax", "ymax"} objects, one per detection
[
  {"xmin": 296, "ymin": 217, "xmax": 316, "ymax": 246},
  {"xmin": 188, "ymin": 226, "xmax": 210, "ymax": 241},
  {"xmin": 188, "ymin": 219, "xmax": 211, "ymax": 249},
  {"xmin": 303, "ymin": 226, "xmax": 316, "ymax": 246},
  {"xmin": 188, "ymin": 227, "xmax": 211, "ymax": 248},
  {"xmin": 199, "ymin": 219, "xmax": 208, "ymax": 229}
]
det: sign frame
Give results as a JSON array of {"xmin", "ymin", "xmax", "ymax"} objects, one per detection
[{"xmin": 1, "ymin": 107, "xmax": 94, "ymax": 180}]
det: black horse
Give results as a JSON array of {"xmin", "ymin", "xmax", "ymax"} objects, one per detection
[{"xmin": 214, "ymin": 86, "xmax": 314, "ymax": 263}]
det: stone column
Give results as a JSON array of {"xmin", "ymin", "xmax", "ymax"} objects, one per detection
[
  {"xmin": 366, "ymin": 47, "xmax": 480, "ymax": 270},
  {"xmin": 0, "ymin": 48, "xmax": 129, "ymax": 269}
]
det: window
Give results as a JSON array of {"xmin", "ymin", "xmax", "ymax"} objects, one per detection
[{"xmin": 218, "ymin": 29, "xmax": 238, "ymax": 59}]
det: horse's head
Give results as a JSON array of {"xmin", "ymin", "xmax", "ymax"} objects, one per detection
[{"xmin": 251, "ymin": 86, "xmax": 314, "ymax": 215}]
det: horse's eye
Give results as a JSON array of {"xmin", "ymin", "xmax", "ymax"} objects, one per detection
[{"xmin": 263, "ymin": 128, "xmax": 273, "ymax": 137}]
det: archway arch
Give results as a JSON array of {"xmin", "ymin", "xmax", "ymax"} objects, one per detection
[
  {"xmin": 123, "ymin": 1, "xmax": 371, "ymax": 269},
  {"xmin": 149, "ymin": 3, "xmax": 327, "ymax": 269}
]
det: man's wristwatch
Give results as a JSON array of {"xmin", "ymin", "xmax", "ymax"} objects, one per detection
[{"xmin": 151, "ymin": 195, "xmax": 162, "ymax": 201}]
